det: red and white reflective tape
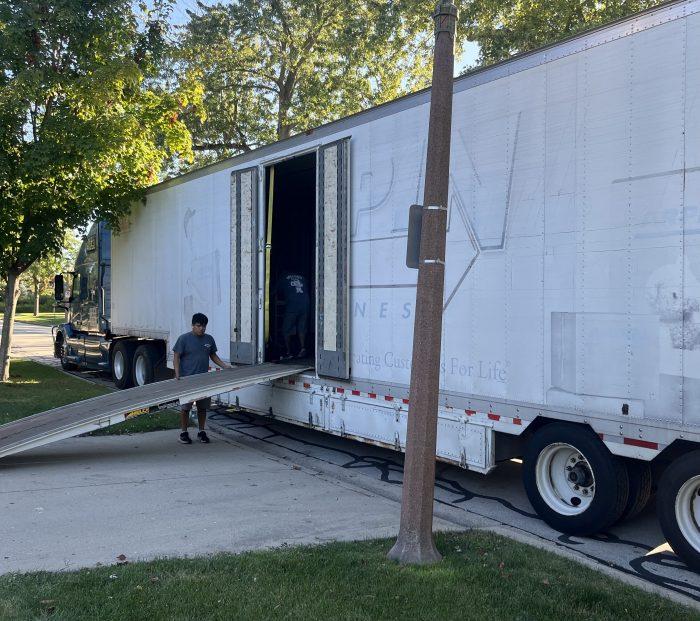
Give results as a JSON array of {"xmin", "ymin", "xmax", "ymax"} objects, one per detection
[
  {"xmin": 462, "ymin": 408, "xmax": 522, "ymax": 427},
  {"xmin": 275, "ymin": 380, "xmax": 525, "ymax": 425},
  {"xmin": 599, "ymin": 432, "xmax": 662, "ymax": 452}
]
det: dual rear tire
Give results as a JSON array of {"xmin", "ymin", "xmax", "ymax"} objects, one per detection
[
  {"xmin": 111, "ymin": 341, "xmax": 163, "ymax": 389},
  {"xmin": 657, "ymin": 450, "xmax": 700, "ymax": 571},
  {"xmin": 524, "ymin": 423, "xmax": 700, "ymax": 570},
  {"xmin": 523, "ymin": 423, "xmax": 629, "ymax": 536}
]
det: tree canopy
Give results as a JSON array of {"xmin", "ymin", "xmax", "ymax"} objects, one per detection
[
  {"xmin": 176, "ymin": 0, "xmax": 439, "ymax": 165},
  {"xmin": 459, "ymin": 0, "xmax": 663, "ymax": 66},
  {"xmin": 0, "ymin": 0, "xmax": 200, "ymax": 379}
]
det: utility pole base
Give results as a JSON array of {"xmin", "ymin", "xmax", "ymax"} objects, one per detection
[{"xmin": 387, "ymin": 533, "xmax": 442, "ymax": 565}]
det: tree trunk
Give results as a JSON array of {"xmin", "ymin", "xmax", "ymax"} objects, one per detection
[
  {"xmin": 0, "ymin": 269, "xmax": 21, "ymax": 382},
  {"xmin": 34, "ymin": 277, "xmax": 40, "ymax": 316},
  {"xmin": 277, "ymin": 82, "xmax": 293, "ymax": 140}
]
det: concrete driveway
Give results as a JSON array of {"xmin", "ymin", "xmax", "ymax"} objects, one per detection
[{"xmin": 0, "ymin": 430, "xmax": 458, "ymax": 574}]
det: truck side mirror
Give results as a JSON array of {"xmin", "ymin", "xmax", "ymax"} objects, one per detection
[{"xmin": 54, "ymin": 275, "xmax": 64, "ymax": 301}]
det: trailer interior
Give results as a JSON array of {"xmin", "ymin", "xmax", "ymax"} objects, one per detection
[{"xmin": 264, "ymin": 151, "xmax": 317, "ymax": 361}]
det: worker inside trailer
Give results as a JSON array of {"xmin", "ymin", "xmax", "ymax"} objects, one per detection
[{"xmin": 274, "ymin": 268, "xmax": 311, "ymax": 360}]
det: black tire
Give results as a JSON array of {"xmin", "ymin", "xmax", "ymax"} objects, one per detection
[
  {"xmin": 132, "ymin": 343, "xmax": 159, "ymax": 386},
  {"xmin": 111, "ymin": 341, "xmax": 135, "ymax": 389},
  {"xmin": 523, "ymin": 423, "xmax": 629, "ymax": 536},
  {"xmin": 618, "ymin": 459, "xmax": 653, "ymax": 522},
  {"xmin": 60, "ymin": 355, "xmax": 78, "ymax": 371},
  {"xmin": 57, "ymin": 337, "xmax": 78, "ymax": 371},
  {"xmin": 657, "ymin": 450, "xmax": 700, "ymax": 571}
]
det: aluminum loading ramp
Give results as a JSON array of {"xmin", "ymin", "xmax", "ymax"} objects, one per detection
[{"xmin": 0, "ymin": 362, "xmax": 311, "ymax": 460}]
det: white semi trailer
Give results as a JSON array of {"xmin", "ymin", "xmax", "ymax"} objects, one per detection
[{"xmin": 106, "ymin": 0, "xmax": 700, "ymax": 568}]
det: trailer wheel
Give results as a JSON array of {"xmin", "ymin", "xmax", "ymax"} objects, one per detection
[
  {"xmin": 132, "ymin": 344, "xmax": 159, "ymax": 386},
  {"xmin": 111, "ymin": 341, "xmax": 134, "ymax": 389},
  {"xmin": 657, "ymin": 450, "xmax": 700, "ymax": 570},
  {"xmin": 523, "ymin": 423, "xmax": 629, "ymax": 536},
  {"xmin": 618, "ymin": 459, "xmax": 653, "ymax": 522}
]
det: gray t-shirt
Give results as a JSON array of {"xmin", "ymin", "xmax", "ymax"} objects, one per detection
[{"xmin": 173, "ymin": 332, "xmax": 217, "ymax": 377}]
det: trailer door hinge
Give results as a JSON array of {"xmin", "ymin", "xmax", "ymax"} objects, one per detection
[
  {"xmin": 460, "ymin": 448, "xmax": 467, "ymax": 469},
  {"xmin": 394, "ymin": 432, "xmax": 401, "ymax": 451}
]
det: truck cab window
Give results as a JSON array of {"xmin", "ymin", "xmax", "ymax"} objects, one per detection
[
  {"xmin": 86, "ymin": 262, "xmax": 98, "ymax": 302},
  {"xmin": 71, "ymin": 273, "xmax": 81, "ymax": 301},
  {"xmin": 79, "ymin": 273, "xmax": 88, "ymax": 301}
]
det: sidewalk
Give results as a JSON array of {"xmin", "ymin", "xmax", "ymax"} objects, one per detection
[{"xmin": 0, "ymin": 430, "xmax": 458, "ymax": 574}]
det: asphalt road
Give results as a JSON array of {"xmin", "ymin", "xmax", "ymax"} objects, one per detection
[{"xmin": 4, "ymin": 321, "xmax": 700, "ymax": 607}]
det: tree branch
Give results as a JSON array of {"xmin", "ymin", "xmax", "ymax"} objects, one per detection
[{"xmin": 192, "ymin": 141, "xmax": 253, "ymax": 152}]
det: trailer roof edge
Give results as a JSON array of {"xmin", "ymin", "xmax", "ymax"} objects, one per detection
[{"xmin": 147, "ymin": 0, "xmax": 698, "ymax": 195}]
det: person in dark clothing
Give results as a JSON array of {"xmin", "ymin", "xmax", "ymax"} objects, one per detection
[
  {"xmin": 275, "ymin": 271, "xmax": 310, "ymax": 359},
  {"xmin": 173, "ymin": 312, "xmax": 230, "ymax": 444}
]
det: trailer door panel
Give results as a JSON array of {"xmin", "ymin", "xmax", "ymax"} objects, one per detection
[
  {"xmin": 230, "ymin": 167, "xmax": 259, "ymax": 365},
  {"xmin": 317, "ymin": 139, "xmax": 350, "ymax": 379}
]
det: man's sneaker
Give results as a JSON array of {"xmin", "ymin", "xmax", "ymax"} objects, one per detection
[
  {"xmin": 297, "ymin": 348, "xmax": 307, "ymax": 359},
  {"xmin": 179, "ymin": 431, "xmax": 192, "ymax": 444},
  {"xmin": 198, "ymin": 431, "xmax": 211, "ymax": 444}
]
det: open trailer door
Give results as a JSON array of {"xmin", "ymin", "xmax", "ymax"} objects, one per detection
[
  {"xmin": 230, "ymin": 166, "xmax": 259, "ymax": 365},
  {"xmin": 317, "ymin": 139, "xmax": 350, "ymax": 379}
]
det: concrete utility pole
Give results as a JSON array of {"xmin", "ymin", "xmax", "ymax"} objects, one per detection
[{"xmin": 388, "ymin": 0, "xmax": 458, "ymax": 565}]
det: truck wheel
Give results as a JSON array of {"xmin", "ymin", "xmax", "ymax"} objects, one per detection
[
  {"xmin": 657, "ymin": 450, "xmax": 700, "ymax": 570},
  {"xmin": 132, "ymin": 344, "xmax": 159, "ymax": 386},
  {"xmin": 618, "ymin": 459, "xmax": 653, "ymax": 522},
  {"xmin": 111, "ymin": 341, "xmax": 134, "ymax": 389},
  {"xmin": 56, "ymin": 341, "xmax": 78, "ymax": 371},
  {"xmin": 61, "ymin": 356, "xmax": 78, "ymax": 371},
  {"xmin": 57, "ymin": 337, "xmax": 78, "ymax": 371},
  {"xmin": 523, "ymin": 423, "xmax": 629, "ymax": 536}
]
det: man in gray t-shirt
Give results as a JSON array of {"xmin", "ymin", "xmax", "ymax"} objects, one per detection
[{"xmin": 173, "ymin": 312, "xmax": 230, "ymax": 444}]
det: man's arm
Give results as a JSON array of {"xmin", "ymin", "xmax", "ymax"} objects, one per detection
[
  {"xmin": 210, "ymin": 353, "xmax": 231, "ymax": 369},
  {"xmin": 173, "ymin": 351, "xmax": 181, "ymax": 379}
]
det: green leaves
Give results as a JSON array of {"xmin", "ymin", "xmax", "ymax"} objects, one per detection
[
  {"xmin": 0, "ymin": 0, "xmax": 197, "ymax": 277},
  {"xmin": 458, "ymin": 0, "xmax": 662, "ymax": 65},
  {"xmin": 176, "ymin": 0, "xmax": 436, "ymax": 166}
]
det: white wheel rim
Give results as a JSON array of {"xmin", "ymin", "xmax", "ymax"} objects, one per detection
[
  {"xmin": 535, "ymin": 442, "xmax": 595, "ymax": 516},
  {"xmin": 114, "ymin": 350, "xmax": 125, "ymax": 379},
  {"xmin": 135, "ymin": 355, "xmax": 147, "ymax": 385},
  {"xmin": 675, "ymin": 475, "xmax": 700, "ymax": 554}
]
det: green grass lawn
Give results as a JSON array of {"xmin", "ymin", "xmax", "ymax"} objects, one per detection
[
  {"xmin": 0, "ymin": 360, "xmax": 179, "ymax": 434},
  {"xmin": 0, "ymin": 532, "xmax": 696, "ymax": 621},
  {"xmin": 12, "ymin": 311, "xmax": 65, "ymax": 327}
]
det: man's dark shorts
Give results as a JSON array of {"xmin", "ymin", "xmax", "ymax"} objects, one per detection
[
  {"xmin": 283, "ymin": 308, "xmax": 308, "ymax": 337},
  {"xmin": 182, "ymin": 397, "xmax": 211, "ymax": 412}
]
